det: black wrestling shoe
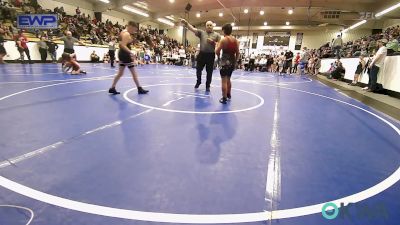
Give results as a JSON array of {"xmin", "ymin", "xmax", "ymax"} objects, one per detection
[
  {"xmin": 206, "ymin": 86, "xmax": 211, "ymax": 92},
  {"xmin": 138, "ymin": 87, "xmax": 149, "ymax": 94},
  {"xmin": 108, "ymin": 87, "xmax": 120, "ymax": 95},
  {"xmin": 194, "ymin": 82, "xmax": 201, "ymax": 89},
  {"xmin": 81, "ymin": 70, "xmax": 87, "ymax": 74},
  {"xmin": 227, "ymin": 93, "xmax": 231, "ymax": 100},
  {"xmin": 219, "ymin": 97, "xmax": 227, "ymax": 104}
]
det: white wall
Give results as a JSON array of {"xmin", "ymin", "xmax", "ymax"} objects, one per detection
[
  {"xmin": 37, "ymin": 0, "xmax": 94, "ymax": 17},
  {"xmin": 166, "ymin": 26, "xmax": 371, "ymax": 52},
  {"xmin": 3, "ymin": 41, "xmax": 110, "ymax": 62},
  {"xmin": 320, "ymin": 56, "xmax": 400, "ymax": 92}
]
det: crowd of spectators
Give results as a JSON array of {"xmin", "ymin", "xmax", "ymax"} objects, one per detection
[
  {"xmin": 318, "ymin": 26, "xmax": 400, "ymax": 58},
  {"xmin": 1, "ymin": 0, "xmax": 399, "ymax": 69},
  {"xmin": 0, "ymin": 0, "xmax": 200, "ymax": 64}
]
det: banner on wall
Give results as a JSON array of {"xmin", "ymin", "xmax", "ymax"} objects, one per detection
[
  {"xmin": 295, "ymin": 32, "xmax": 304, "ymax": 50},
  {"xmin": 263, "ymin": 31, "xmax": 290, "ymax": 46},
  {"xmin": 17, "ymin": 14, "xmax": 58, "ymax": 29}
]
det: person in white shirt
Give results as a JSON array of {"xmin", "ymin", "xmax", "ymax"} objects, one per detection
[
  {"xmin": 258, "ymin": 56, "xmax": 267, "ymax": 71},
  {"xmin": 249, "ymin": 52, "xmax": 256, "ymax": 71},
  {"xmin": 254, "ymin": 57, "xmax": 260, "ymax": 71},
  {"xmin": 366, "ymin": 39, "xmax": 387, "ymax": 92},
  {"xmin": 178, "ymin": 46, "xmax": 186, "ymax": 65}
]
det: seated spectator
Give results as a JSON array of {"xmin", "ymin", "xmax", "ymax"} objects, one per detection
[
  {"xmin": 103, "ymin": 53, "xmax": 110, "ymax": 63},
  {"xmin": 331, "ymin": 61, "xmax": 346, "ymax": 80},
  {"xmin": 257, "ymin": 56, "xmax": 267, "ymax": 71},
  {"xmin": 90, "ymin": 51, "xmax": 100, "ymax": 62},
  {"xmin": 0, "ymin": 28, "xmax": 6, "ymax": 64},
  {"xmin": 386, "ymin": 36, "xmax": 399, "ymax": 56}
]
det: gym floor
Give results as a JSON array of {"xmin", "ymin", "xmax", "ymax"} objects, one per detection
[{"xmin": 0, "ymin": 64, "xmax": 399, "ymax": 225}]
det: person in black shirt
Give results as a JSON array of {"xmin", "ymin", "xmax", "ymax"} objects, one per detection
[
  {"xmin": 349, "ymin": 56, "xmax": 365, "ymax": 86},
  {"xmin": 108, "ymin": 21, "xmax": 150, "ymax": 95},
  {"xmin": 0, "ymin": 28, "xmax": 7, "ymax": 64},
  {"xmin": 283, "ymin": 50, "xmax": 294, "ymax": 74},
  {"xmin": 46, "ymin": 37, "xmax": 58, "ymax": 63}
]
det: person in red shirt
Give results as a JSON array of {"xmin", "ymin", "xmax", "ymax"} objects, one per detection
[
  {"xmin": 16, "ymin": 30, "xmax": 32, "ymax": 64},
  {"xmin": 61, "ymin": 53, "xmax": 86, "ymax": 75},
  {"xmin": 292, "ymin": 52, "xmax": 301, "ymax": 74},
  {"xmin": 215, "ymin": 23, "xmax": 239, "ymax": 104}
]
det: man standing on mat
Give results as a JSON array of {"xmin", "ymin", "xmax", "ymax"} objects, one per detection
[
  {"xmin": 54, "ymin": 31, "xmax": 86, "ymax": 54},
  {"xmin": 215, "ymin": 23, "xmax": 239, "ymax": 104},
  {"xmin": 108, "ymin": 21, "xmax": 149, "ymax": 95},
  {"xmin": 53, "ymin": 31, "xmax": 86, "ymax": 71},
  {"xmin": 180, "ymin": 19, "xmax": 221, "ymax": 92}
]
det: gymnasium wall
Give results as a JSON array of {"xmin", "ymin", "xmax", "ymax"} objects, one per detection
[
  {"xmin": 383, "ymin": 19, "xmax": 400, "ymax": 29},
  {"xmin": 3, "ymin": 40, "xmax": 400, "ymax": 93},
  {"xmin": 2, "ymin": 41, "xmax": 110, "ymax": 62},
  {"xmin": 165, "ymin": 26, "xmax": 199, "ymax": 46},
  {"xmin": 320, "ymin": 56, "xmax": 400, "ymax": 93},
  {"xmin": 37, "ymin": 0, "xmax": 95, "ymax": 17},
  {"xmin": 165, "ymin": 26, "xmax": 372, "ymax": 51},
  {"xmin": 37, "ymin": 0, "xmax": 154, "ymax": 28},
  {"xmin": 289, "ymin": 28, "xmax": 372, "ymax": 50}
]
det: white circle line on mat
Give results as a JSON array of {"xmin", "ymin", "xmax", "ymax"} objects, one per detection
[
  {"xmin": 0, "ymin": 76, "xmax": 398, "ymax": 223},
  {"xmin": 123, "ymin": 83, "xmax": 264, "ymax": 114}
]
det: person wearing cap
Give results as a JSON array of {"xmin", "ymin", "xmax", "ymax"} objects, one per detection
[
  {"xmin": 366, "ymin": 39, "xmax": 387, "ymax": 92},
  {"xmin": 180, "ymin": 19, "xmax": 221, "ymax": 92}
]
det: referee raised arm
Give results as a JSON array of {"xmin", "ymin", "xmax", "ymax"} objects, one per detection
[{"xmin": 181, "ymin": 19, "xmax": 220, "ymax": 92}]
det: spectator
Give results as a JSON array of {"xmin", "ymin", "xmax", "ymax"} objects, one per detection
[
  {"xmin": 249, "ymin": 52, "xmax": 256, "ymax": 71},
  {"xmin": 154, "ymin": 43, "xmax": 162, "ymax": 64},
  {"xmin": 349, "ymin": 55, "xmax": 366, "ymax": 86},
  {"xmin": 108, "ymin": 37, "xmax": 116, "ymax": 67},
  {"xmin": 0, "ymin": 27, "xmax": 6, "ymax": 64},
  {"xmin": 386, "ymin": 36, "xmax": 399, "ymax": 56},
  {"xmin": 314, "ymin": 56, "xmax": 321, "ymax": 76},
  {"xmin": 103, "ymin": 52, "xmax": 110, "ymax": 63},
  {"xmin": 331, "ymin": 60, "xmax": 345, "ymax": 80},
  {"xmin": 366, "ymin": 39, "xmax": 387, "ymax": 92},
  {"xmin": 284, "ymin": 50, "xmax": 293, "ymax": 74},
  {"xmin": 37, "ymin": 36, "xmax": 48, "ymax": 63},
  {"xmin": 300, "ymin": 47, "xmax": 310, "ymax": 74},
  {"xmin": 292, "ymin": 52, "xmax": 300, "ymax": 73},
  {"xmin": 178, "ymin": 45, "xmax": 186, "ymax": 65},
  {"xmin": 16, "ymin": 30, "xmax": 33, "ymax": 64},
  {"xmin": 90, "ymin": 50, "xmax": 100, "ymax": 62},
  {"xmin": 46, "ymin": 36, "xmax": 58, "ymax": 63},
  {"xmin": 332, "ymin": 34, "xmax": 343, "ymax": 57}
]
